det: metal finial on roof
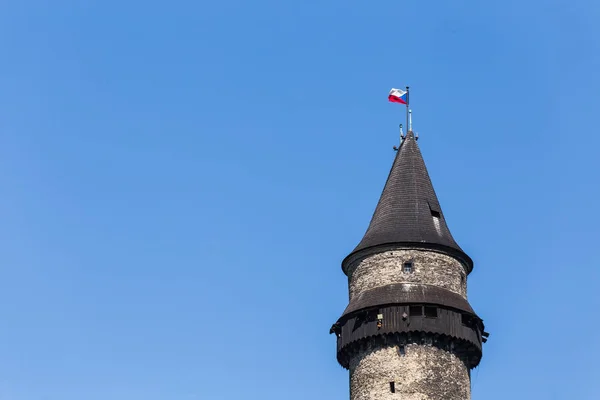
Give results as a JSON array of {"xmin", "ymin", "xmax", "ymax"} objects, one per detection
[{"xmin": 394, "ymin": 124, "xmax": 404, "ymax": 152}]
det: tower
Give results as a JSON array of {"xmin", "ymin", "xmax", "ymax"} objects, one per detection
[{"xmin": 330, "ymin": 130, "xmax": 487, "ymax": 400}]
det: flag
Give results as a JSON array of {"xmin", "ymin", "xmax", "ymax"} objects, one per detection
[{"xmin": 388, "ymin": 88, "xmax": 408, "ymax": 104}]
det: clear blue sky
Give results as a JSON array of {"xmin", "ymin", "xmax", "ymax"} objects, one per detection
[{"xmin": 1, "ymin": 1, "xmax": 599, "ymax": 399}]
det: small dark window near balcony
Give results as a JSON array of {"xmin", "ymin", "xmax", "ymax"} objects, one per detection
[
  {"xmin": 424, "ymin": 306, "xmax": 438, "ymax": 318},
  {"xmin": 403, "ymin": 261, "xmax": 413, "ymax": 273},
  {"xmin": 462, "ymin": 314, "xmax": 471, "ymax": 326},
  {"xmin": 409, "ymin": 305, "xmax": 423, "ymax": 316}
]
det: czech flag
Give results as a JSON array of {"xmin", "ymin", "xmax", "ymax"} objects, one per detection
[{"xmin": 388, "ymin": 88, "xmax": 408, "ymax": 104}]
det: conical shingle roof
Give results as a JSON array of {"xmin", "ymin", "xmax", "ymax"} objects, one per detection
[{"xmin": 343, "ymin": 131, "xmax": 472, "ymax": 272}]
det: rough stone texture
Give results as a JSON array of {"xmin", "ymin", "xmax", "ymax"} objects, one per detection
[
  {"xmin": 349, "ymin": 343, "xmax": 471, "ymax": 400},
  {"xmin": 348, "ymin": 248, "xmax": 467, "ymax": 300}
]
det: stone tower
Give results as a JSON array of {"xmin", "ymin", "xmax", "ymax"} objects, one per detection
[{"xmin": 330, "ymin": 130, "xmax": 487, "ymax": 400}]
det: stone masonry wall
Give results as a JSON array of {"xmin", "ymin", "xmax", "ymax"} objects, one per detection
[
  {"xmin": 349, "ymin": 343, "xmax": 471, "ymax": 400},
  {"xmin": 348, "ymin": 249, "xmax": 467, "ymax": 301}
]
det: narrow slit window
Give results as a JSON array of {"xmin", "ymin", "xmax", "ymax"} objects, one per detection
[
  {"xmin": 403, "ymin": 261, "xmax": 413, "ymax": 273},
  {"xmin": 424, "ymin": 306, "xmax": 438, "ymax": 318},
  {"xmin": 397, "ymin": 345, "xmax": 405, "ymax": 356},
  {"xmin": 390, "ymin": 382, "xmax": 396, "ymax": 393},
  {"xmin": 409, "ymin": 305, "xmax": 423, "ymax": 316}
]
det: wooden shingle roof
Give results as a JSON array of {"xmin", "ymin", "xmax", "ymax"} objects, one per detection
[{"xmin": 343, "ymin": 131, "xmax": 473, "ymax": 272}]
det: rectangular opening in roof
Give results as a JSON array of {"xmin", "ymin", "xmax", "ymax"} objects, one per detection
[{"xmin": 428, "ymin": 201, "xmax": 441, "ymax": 218}]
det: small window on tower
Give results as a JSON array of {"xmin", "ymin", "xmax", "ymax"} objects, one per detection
[
  {"xmin": 397, "ymin": 345, "xmax": 406, "ymax": 357},
  {"xmin": 409, "ymin": 305, "xmax": 423, "ymax": 316},
  {"xmin": 403, "ymin": 262, "xmax": 413, "ymax": 273},
  {"xmin": 390, "ymin": 382, "xmax": 396, "ymax": 393},
  {"xmin": 424, "ymin": 306, "xmax": 438, "ymax": 318},
  {"xmin": 430, "ymin": 209, "xmax": 441, "ymax": 218},
  {"xmin": 461, "ymin": 314, "xmax": 471, "ymax": 326}
]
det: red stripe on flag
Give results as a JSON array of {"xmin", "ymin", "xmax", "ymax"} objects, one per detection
[{"xmin": 388, "ymin": 95, "xmax": 407, "ymax": 104}]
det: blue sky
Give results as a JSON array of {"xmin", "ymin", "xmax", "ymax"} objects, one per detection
[{"xmin": 1, "ymin": 1, "xmax": 599, "ymax": 399}]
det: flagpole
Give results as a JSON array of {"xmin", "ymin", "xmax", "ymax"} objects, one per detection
[{"xmin": 405, "ymin": 86, "xmax": 410, "ymax": 132}]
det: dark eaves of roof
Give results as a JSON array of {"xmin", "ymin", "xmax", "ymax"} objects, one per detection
[
  {"xmin": 342, "ymin": 131, "xmax": 473, "ymax": 274},
  {"xmin": 340, "ymin": 283, "xmax": 478, "ymax": 319}
]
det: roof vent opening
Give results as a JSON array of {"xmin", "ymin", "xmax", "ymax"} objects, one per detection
[
  {"xmin": 428, "ymin": 202, "xmax": 442, "ymax": 236},
  {"xmin": 428, "ymin": 201, "xmax": 441, "ymax": 218}
]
